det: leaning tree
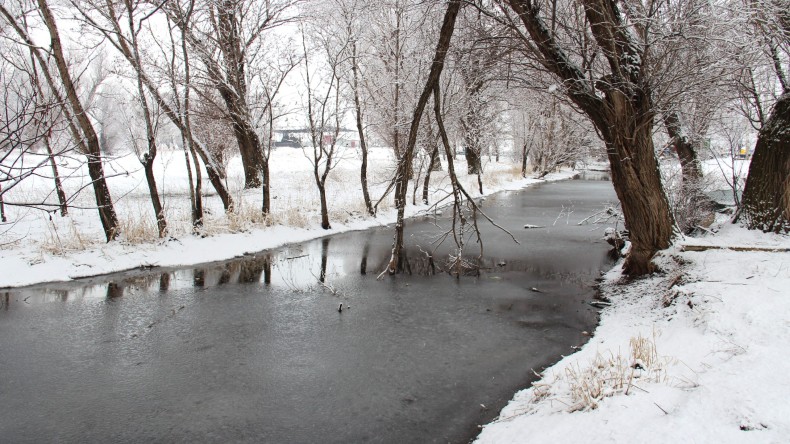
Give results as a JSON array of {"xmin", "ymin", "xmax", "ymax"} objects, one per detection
[{"xmin": 495, "ymin": 0, "xmax": 675, "ymax": 275}]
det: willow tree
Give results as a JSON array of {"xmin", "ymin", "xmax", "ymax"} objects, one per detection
[
  {"xmin": 499, "ymin": 0, "xmax": 674, "ymax": 275},
  {"xmin": 739, "ymin": 93, "xmax": 790, "ymax": 232},
  {"xmin": 736, "ymin": 0, "xmax": 790, "ymax": 233}
]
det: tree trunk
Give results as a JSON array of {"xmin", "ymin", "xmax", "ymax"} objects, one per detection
[
  {"xmin": 663, "ymin": 110, "xmax": 711, "ymax": 232},
  {"xmin": 45, "ymin": 136, "xmax": 68, "ymax": 216},
  {"xmin": 38, "ymin": 0, "xmax": 119, "ymax": 241},
  {"xmin": 209, "ymin": 0, "xmax": 263, "ymax": 189},
  {"xmin": 464, "ymin": 134, "xmax": 482, "ymax": 174},
  {"xmin": 351, "ymin": 41, "xmax": 374, "ymax": 216},
  {"xmin": 0, "ymin": 184, "xmax": 6, "ymax": 222},
  {"xmin": 142, "ymin": 157, "xmax": 167, "ymax": 237},
  {"xmin": 318, "ymin": 182, "xmax": 331, "ymax": 230},
  {"xmin": 600, "ymin": 90, "xmax": 674, "ymax": 275},
  {"xmin": 521, "ymin": 145, "xmax": 530, "ymax": 178},
  {"xmin": 664, "ymin": 111, "xmax": 703, "ymax": 183},
  {"xmin": 261, "ymin": 160, "xmax": 271, "ymax": 215},
  {"xmin": 181, "ymin": 141, "xmax": 200, "ymax": 228},
  {"xmin": 739, "ymin": 93, "xmax": 790, "ymax": 233},
  {"xmin": 226, "ymin": 107, "xmax": 264, "ymax": 188},
  {"xmin": 422, "ymin": 145, "xmax": 440, "ymax": 205}
]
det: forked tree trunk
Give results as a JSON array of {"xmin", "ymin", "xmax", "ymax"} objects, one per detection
[
  {"xmin": 386, "ymin": 0, "xmax": 461, "ymax": 274},
  {"xmin": 211, "ymin": 0, "xmax": 263, "ymax": 189},
  {"xmin": 181, "ymin": 140, "xmax": 202, "ymax": 228},
  {"xmin": 739, "ymin": 93, "xmax": 790, "ymax": 233}
]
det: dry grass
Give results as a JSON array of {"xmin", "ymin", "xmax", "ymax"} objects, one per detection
[
  {"xmin": 483, "ymin": 164, "xmax": 524, "ymax": 188},
  {"xmin": 534, "ymin": 331, "xmax": 671, "ymax": 412},
  {"xmin": 119, "ymin": 215, "xmax": 159, "ymax": 245},
  {"xmin": 40, "ymin": 217, "xmax": 93, "ymax": 255}
]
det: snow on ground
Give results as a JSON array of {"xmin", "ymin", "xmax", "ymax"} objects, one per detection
[
  {"xmin": 0, "ymin": 146, "xmax": 569, "ymax": 287},
  {"xmin": 477, "ymin": 221, "xmax": 790, "ymax": 443}
]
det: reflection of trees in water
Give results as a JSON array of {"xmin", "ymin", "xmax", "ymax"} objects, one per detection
[
  {"xmin": 361, "ymin": 241, "xmax": 369, "ymax": 275},
  {"xmin": 479, "ymin": 257, "xmax": 596, "ymax": 286},
  {"xmin": 159, "ymin": 273, "xmax": 170, "ymax": 292},
  {"xmin": 106, "ymin": 282, "xmax": 124, "ymax": 299},
  {"xmin": 185, "ymin": 255, "xmax": 274, "ymax": 289},
  {"xmin": 319, "ymin": 238, "xmax": 330, "ymax": 283},
  {"xmin": 193, "ymin": 269, "xmax": 206, "ymax": 287}
]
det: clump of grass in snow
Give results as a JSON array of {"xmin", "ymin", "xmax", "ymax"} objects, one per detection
[
  {"xmin": 226, "ymin": 204, "xmax": 271, "ymax": 233},
  {"xmin": 483, "ymin": 164, "xmax": 523, "ymax": 188},
  {"xmin": 40, "ymin": 216, "xmax": 92, "ymax": 255},
  {"xmin": 119, "ymin": 214, "xmax": 158, "ymax": 245},
  {"xmin": 531, "ymin": 331, "xmax": 671, "ymax": 413}
]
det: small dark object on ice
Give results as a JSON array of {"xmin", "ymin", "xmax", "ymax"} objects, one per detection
[
  {"xmin": 524, "ymin": 224, "xmax": 543, "ymax": 229},
  {"xmin": 338, "ymin": 303, "xmax": 343, "ymax": 313}
]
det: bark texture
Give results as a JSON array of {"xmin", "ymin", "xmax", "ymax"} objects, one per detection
[{"xmin": 740, "ymin": 93, "xmax": 790, "ymax": 233}]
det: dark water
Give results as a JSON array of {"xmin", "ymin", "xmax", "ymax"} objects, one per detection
[{"xmin": 0, "ymin": 177, "xmax": 618, "ymax": 443}]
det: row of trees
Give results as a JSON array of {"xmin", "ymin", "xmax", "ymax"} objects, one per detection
[
  {"xmin": 381, "ymin": 0, "xmax": 789, "ymax": 275},
  {"xmin": 1, "ymin": 0, "xmax": 788, "ymax": 276}
]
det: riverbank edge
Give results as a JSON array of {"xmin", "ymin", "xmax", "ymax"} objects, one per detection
[
  {"xmin": 0, "ymin": 171, "xmax": 581, "ymax": 289},
  {"xmin": 476, "ymin": 221, "xmax": 790, "ymax": 442}
]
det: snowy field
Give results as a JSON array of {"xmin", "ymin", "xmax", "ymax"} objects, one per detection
[{"xmin": 0, "ymin": 146, "xmax": 560, "ymax": 287}]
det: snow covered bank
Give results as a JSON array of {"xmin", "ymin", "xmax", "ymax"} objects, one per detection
[
  {"xmin": 0, "ymin": 147, "xmax": 577, "ymax": 287},
  {"xmin": 477, "ymin": 222, "xmax": 790, "ymax": 443}
]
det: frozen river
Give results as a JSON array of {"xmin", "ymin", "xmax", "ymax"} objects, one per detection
[{"xmin": 0, "ymin": 175, "xmax": 618, "ymax": 443}]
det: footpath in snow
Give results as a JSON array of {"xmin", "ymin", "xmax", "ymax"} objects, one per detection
[{"xmin": 477, "ymin": 222, "xmax": 790, "ymax": 443}]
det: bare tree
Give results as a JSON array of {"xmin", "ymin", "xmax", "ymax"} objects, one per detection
[
  {"xmin": 1, "ymin": 0, "xmax": 121, "ymax": 241},
  {"xmin": 325, "ymin": 0, "xmax": 376, "ymax": 216},
  {"xmin": 252, "ymin": 46, "xmax": 300, "ymax": 216},
  {"xmin": 301, "ymin": 26, "xmax": 345, "ymax": 230},
  {"xmin": 385, "ymin": 0, "xmax": 462, "ymax": 274},
  {"xmin": 0, "ymin": 56, "xmax": 54, "ymax": 221},
  {"xmin": 163, "ymin": 0, "xmax": 300, "ymax": 189},
  {"xmin": 72, "ymin": 0, "xmax": 234, "ymax": 212}
]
